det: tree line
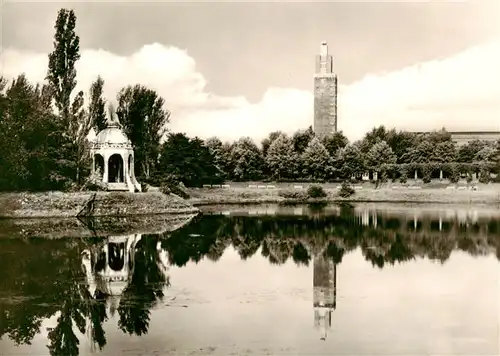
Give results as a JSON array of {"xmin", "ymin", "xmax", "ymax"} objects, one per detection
[
  {"xmin": 1, "ymin": 8, "xmax": 499, "ymax": 192},
  {"xmin": 154, "ymin": 126, "xmax": 500, "ymax": 187}
]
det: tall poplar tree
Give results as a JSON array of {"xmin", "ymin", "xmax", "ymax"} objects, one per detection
[
  {"xmin": 46, "ymin": 8, "xmax": 91, "ymax": 186},
  {"xmin": 88, "ymin": 76, "xmax": 107, "ymax": 133}
]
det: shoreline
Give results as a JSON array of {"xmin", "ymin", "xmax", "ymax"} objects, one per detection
[
  {"xmin": 186, "ymin": 183, "xmax": 500, "ymax": 206},
  {"xmin": 1, "ymin": 183, "xmax": 499, "ymax": 219}
]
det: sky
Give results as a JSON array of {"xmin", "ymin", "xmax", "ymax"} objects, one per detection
[{"xmin": 1, "ymin": 0, "xmax": 499, "ymax": 143}]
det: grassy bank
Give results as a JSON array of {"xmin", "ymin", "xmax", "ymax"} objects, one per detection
[
  {"xmin": 0, "ymin": 191, "xmax": 198, "ymax": 218},
  {"xmin": 186, "ymin": 182, "xmax": 500, "ymax": 206},
  {"xmin": 0, "ymin": 213, "xmax": 198, "ymax": 239}
]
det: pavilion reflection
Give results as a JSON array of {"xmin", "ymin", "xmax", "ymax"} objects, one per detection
[{"xmin": 80, "ymin": 233, "xmax": 170, "ymax": 351}]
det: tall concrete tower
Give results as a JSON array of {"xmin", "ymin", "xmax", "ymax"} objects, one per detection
[{"xmin": 314, "ymin": 41, "xmax": 338, "ymax": 138}]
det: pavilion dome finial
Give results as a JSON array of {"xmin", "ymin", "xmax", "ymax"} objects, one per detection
[
  {"xmin": 93, "ymin": 103, "xmax": 131, "ymax": 146},
  {"xmin": 106, "ymin": 104, "xmax": 122, "ymax": 129}
]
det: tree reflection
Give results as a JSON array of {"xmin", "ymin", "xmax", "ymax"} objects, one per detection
[
  {"xmin": 162, "ymin": 211, "xmax": 500, "ymax": 270},
  {"xmin": 117, "ymin": 237, "xmax": 169, "ymax": 336},
  {"xmin": 0, "ymin": 233, "xmax": 169, "ymax": 355}
]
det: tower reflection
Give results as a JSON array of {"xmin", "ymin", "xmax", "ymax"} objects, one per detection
[{"xmin": 313, "ymin": 252, "xmax": 337, "ymax": 340}]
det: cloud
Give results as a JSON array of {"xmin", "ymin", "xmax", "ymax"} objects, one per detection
[{"xmin": 1, "ymin": 39, "xmax": 499, "ymax": 143}]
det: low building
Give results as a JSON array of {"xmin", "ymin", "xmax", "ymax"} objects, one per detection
[
  {"xmin": 413, "ymin": 131, "xmax": 500, "ymax": 146},
  {"xmin": 448, "ymin": 131, "xmax": 500, "ymax": 146}
]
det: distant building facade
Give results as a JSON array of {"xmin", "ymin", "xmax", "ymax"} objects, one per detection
[
  {"xmin": 413, "ymin": 131, "xmax": 500, "ymax": 146},
  {"xmin": 448, "ymin": 131, "xmax": 500, "ymax": 146},
  {"xmin": 314, "ymin": 41, "xmax": 338, "ymax": 139}
]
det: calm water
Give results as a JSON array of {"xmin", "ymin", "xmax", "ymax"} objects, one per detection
[{"xmin": 1, "ymin": 203, "xmax": 499, "ymax": 356}]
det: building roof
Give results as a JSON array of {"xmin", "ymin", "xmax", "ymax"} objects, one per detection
[{"xmin": 94, "ymin": 116, "xmax": 132, "ymax": 146}]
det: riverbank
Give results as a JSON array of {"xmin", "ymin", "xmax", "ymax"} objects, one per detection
[
  {"xmin": 0, "ymin": 191, "xmax": 199, "ymax": 218},
  {"xmin": 186, "ymin": 183, "xmax": 500, "ymax": 206},
  {"xmin": 0, "ymin": 213, "xmax": 198, "ymax": 239}
]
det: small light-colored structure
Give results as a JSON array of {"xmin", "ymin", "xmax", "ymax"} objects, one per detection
[{"xmin": 91, "ymin": 116, "xmax": 141, "ymax": 192}]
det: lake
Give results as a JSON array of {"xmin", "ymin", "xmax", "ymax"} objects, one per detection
[{"xmin": 0, "ymin": 203, "xmax": 499, "ymax": 356}]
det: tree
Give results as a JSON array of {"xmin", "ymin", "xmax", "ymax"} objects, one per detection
[
  {"xmin": 116, "ymin": 84, "xmax": 171, "ymax": 179},
  {"xmin": 457, "ymin": 140, "xmax": 486, "ymax": 163},
  {"xmin": 88, "ymin": 76, "xmax": 107, "ymax": 133},
  {"xmin": 230, "ymin": 137, "xmax": 264, "ymax": 181},
  {"xmin": 474, "ymin": 145, "xmax": 496, "ymax": 162},
  {"xmin": 321, "ymin": 131, "xmax": 349, "ymax": 157},
  {"xmin": 365, "ymin": 140, "xmax": 396, "ymax": 168},
  {"xmin": 265, "ymin": 133, "xmax": 298, "ymax": 180},
  {"xmin": 46, "ymin": 8, "xmax": 80, "ymax": 127},
  {"xmin": 359, "ymin": 125, "xmax": 388, "ymax": 153},
  {"xmin": 338, "ymin": 144, "xmax": 365, "ymax": 179},
  {"xmin": 156, "ymin": 133, "xmax": 219, "ymax": 187},
  {"xmin": 385, "ymin": 130, "xmax": 418, "ymax": 163},
  {"xmin": 205, "ymin": 137, "xmax": 229, "ymax": 179},
  {"xmin": 46, "ymin": 8, "xmax": 91, "ymax": 186},
  {"xmin": 301, "ymin": 137, "xmax": 331, "ymax": 180},
  {"xmin": 292, "ymin": 126, "xmax": 315, "ymax": 154},
  {"xmin": 400, "ymin": 140, "xmax": 434, "ymax": 164},
  {"xmin": 431, "ymin": 141, "xmax": 457, "ymax": 163},
  {"xmin": 261, "ymin": 131, "xmax": 283, "ymax": 157},
  {"xmin": 0, "ymin": 75, "xmax": 63, "ymax": 191}
]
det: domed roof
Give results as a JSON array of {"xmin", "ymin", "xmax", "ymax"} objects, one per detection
[
  {"xmin": 95, "ymin": 127, "xmax": 130, "ymax": 144},
  {"xmin": 94, "ymin": 116, "xmax": 132, "ymax": 146}
]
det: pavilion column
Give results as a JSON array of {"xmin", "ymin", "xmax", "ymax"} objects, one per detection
[
  {"xmin": 414, "ymin": 170, "xmax": 418, "ymax": 181},
  {"xmin": 103, "ymin": 154, "xmax": 109, "ymax": 183},
  {"xmin": 439, "ymin": 170, "xmax": 443, "ymax": 180},
  {"xmin": 92, "ymin": 154, "xmax": 95, "ymax": 174},
  {"xmin": 118, "ymin": 157, "xmax": 122, "ymax": 183},
  {"xmin": 131, "ymin": 156, "xmax": 135, "ymax": 180},
  {"xmin": 121, "ymin": 153, "xmax": 128, "ymax": 182}
]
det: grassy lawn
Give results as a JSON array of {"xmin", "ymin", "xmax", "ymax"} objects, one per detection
[{"xmin": 187, "ymin": 181, "xmax": 500, "ymax": 205}]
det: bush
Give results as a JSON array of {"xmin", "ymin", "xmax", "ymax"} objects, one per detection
[
  {"xmin": 81, "ymin": 169, "xmax": 108, "ymax": 191},
  {"xmin": 339, "ymin": 182, "xmax": 355, "ymax": 198},
  {"xmin": 278, "ymin": 190, "xmax": 307, "ymax": 200},
  {"xmin": 422, "ymin": 164, "xmax": 432, "ymax": 184},
  {"xmin": 447, "ymin": 163, "xmax": 460, "ymax": 183},
  {"xmin": 167, "ymin": 183, "xmax": 190, "ymax": 199},
  {"xmin": 307, "ymin": 185, "xmax": 327, "ymax": 198},
  {"xmin": 479, "ymin": 168, "xmax": 490, "ymax": 183}
]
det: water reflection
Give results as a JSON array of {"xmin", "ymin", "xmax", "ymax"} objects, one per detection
[
  {"xmin": 313, "ymin": 254, "xmax": 337, "ymax": 341},
  {"xmin": 0, "ymin": 204, "xmax": 499, "ymax": 355}
]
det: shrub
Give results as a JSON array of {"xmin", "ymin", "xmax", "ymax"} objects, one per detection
[
  {"xmin": 398, "ymin": 164, "xmax": 408, "ymax": 183},
  {"xmin": 466, "ymin": 174, "xmax": 473, "ymax": 183},
  {"xmin": 479, "ymin": 168, "xmax": 490, "ymax": 183},
  {"xmin": 81, "ymin": 169, "xmax": 108, "ymax": 191},
  {"xmin": 339, "ymin": 182, "xmax": 355, "ymax": 198},
  {"xmin": 167, "ymin": 183, "xmax": 190, "ymax": 199},
  {"xmin": 307, "ymin": 185, "xmax": 327, "ymax": 198},
  {"xmin": 422, "ymin": 164, "xmax": 432, "ymax": 184},
  {"xmin": 449, "ymin": 169, "xmax": 460, "ymax": 183},
  {"xmin": 279, "ymin": 190, "xmax": 307, "ymax": 200}
]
